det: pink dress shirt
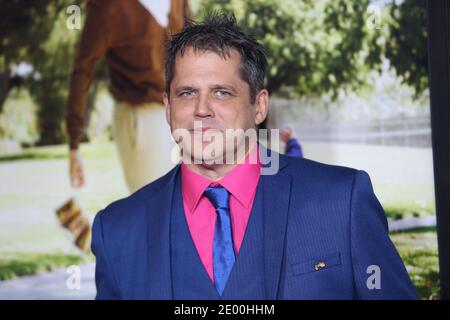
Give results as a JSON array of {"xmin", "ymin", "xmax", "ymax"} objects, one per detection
[{"xmin": 180, "ymin": 146, "xmax": 261, "ymax": 283}]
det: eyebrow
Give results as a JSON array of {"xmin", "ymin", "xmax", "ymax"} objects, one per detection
[
  {"xmin": 210, "ymin": 84, "xmax": 237, "ymax": 93},
  {"xmin": 174, "ymin": 86, "xmax": 198, "ymax": 95}
]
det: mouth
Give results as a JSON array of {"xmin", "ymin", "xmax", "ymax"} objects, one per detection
[{"xmin": 189, "ymin": 127, "xmax": 219, "ymax": 133}]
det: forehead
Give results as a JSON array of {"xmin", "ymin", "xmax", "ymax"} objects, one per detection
[{"xmin": 172, "ymin": 47, "xmax": 242, "ymax": 82}]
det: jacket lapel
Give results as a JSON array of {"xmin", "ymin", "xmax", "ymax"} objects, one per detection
[
  {"xmin": 260, "ymin": 149, "xmax": 292, "ymax": 299},
  {"xmin": 145, "ymin": 165, "xmax": 180, "ymax": 299}
]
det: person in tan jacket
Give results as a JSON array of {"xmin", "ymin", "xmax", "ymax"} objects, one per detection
[{"xmin": 66, "ymin": 0, "xmax": 191, "ymax": 193}]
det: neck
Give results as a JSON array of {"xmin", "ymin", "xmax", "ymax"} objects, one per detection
[{"xmin": 184, "ymin": 142, "xmax": 257, "ymax": 181}]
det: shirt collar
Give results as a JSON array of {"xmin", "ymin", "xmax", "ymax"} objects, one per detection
[{"xmin": 181, "ymin": 144, "xmax": 261, "ymax": 213}]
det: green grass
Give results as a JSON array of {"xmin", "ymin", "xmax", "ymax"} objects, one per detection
[
  {"xmin": 0, "ymin": 142, "xmax": 115, "ymax": 162},
  {"xmin": 0, "ymin": 152, "xmax": 67, "ymax": 162},
  {"xmin": 384, "ymin": 205, "xmax": 434, "ymax": 220},
  {"xmin": 391, "ymin": 227, "xmax": 440, "ymax": 300},
  {"xmin": 0, "ymin": 252, "xmax": 87, "ymax": 281}
]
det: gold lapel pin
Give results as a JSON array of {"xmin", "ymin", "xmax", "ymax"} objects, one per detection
[{"xmin": 314, "ymin": 261, "xmax": 326, "ymax": 271}]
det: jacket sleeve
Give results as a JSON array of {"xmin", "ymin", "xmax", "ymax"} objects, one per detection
[
  {"xmin": 65, "ymin": 0, "xmax": 110, "ymax": 150},
  {"xmin": 91, "ymin": 210, "xmax": 121, "ymax": 300},
  {"xmin": 350, "ymin": 170, "xmax": 419, "ymax": 299},
  {"xmin": 184, "ymin": 0, "xmax": 193, "ymax": 19}
]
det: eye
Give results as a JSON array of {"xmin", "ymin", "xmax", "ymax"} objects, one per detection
[
  {"xmin": 215, "ymin": 90, "xmax": 231, "ymax": 98},
  {"xmin": 180, "ymin": 91, "xmax": 195, "ymax": 97}
]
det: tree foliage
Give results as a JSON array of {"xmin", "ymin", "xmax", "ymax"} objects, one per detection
[
  {"xmin": 0, "ymin": 1, "xmax": 107, "ymax": 145},
  {"xmin": 0, "ymin": 0, "xmax": 66, "ymax": 68},
  {"xmin": 198, "ymin": 0, "xmax": 383, "ymax": 98},
  {"xmin": 27, "ymin": 10, "xmax": 80, "ymax": 145},
  {"xmin": 385, "ymin": 0, "xmax": 428, "ymax": 98},
  {"xmin": 0, "ymin": 1, "xmax": 78, "ymax": 144},
  {"xmin": 197, "ymin": 0, "xmax": 428, "ymax": 99}
]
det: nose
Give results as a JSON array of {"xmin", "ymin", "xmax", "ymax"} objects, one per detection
[{"xmin": 194, "ymin": 93, "xmax": 214, "ymax": 119}]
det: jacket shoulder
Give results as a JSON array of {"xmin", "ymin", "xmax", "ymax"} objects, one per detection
[{"xmin": 281, "ymin": 155, "xmax": 358, "ymax": 184}]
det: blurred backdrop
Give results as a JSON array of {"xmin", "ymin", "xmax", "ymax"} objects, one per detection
[{"xmin": 0, "ymin": 0, "xmax": 438, "ymax": 299}]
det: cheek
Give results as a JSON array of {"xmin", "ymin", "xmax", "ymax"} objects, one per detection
[
  {"xmin": 231, "ymin": 106, "xmax": 255, "ymax": 128},
  {"xmin": 171, "ymin": 106, "xmax": 193, "ymax": 125},
  {"xmin": 218, "ymin": 103, "xmax": 251, "ymax": 126}
]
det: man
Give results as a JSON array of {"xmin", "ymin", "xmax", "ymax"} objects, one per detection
[
  {"xmin": 92, "ymin": 13, "xmax": 418, "ymax": 299},
  {"xmin": 280, "ymin": 126, "xmax": 303, "ymax": 158},
  {"xmin": 66, "ymin": 0, "xmax": 190, "ymax": 193}
]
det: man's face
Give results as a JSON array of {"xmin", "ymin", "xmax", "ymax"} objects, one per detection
[{"xmin": 164, "ymin": 47, "xmax": 268, "ymax": 164}]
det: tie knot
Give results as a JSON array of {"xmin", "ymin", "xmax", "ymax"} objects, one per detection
[{"xmin": 204, "ymin": 186, "xmax": 230, "ymax": 210}]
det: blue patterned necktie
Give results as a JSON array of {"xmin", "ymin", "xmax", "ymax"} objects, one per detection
[{"xmin": 204, "ymin": 185, "xmax": 236, "ymax": 296}]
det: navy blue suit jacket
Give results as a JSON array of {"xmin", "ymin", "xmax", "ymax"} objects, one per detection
[{"xmin": 92, "ymin": 151, "xmax": 418, "ymax": 299}]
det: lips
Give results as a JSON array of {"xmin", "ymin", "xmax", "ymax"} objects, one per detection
[{"xmin": 189, "ymin": 127, "xmax": 217, "ymax": 133}]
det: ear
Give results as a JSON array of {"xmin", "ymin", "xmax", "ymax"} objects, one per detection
[
  {"xmin": 254, "ymin": 89, "xmax": 269, "ymax": 126},
  {"xmin": 163, "ymin": 92, "xmax": 170, "ymax": 125}
]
